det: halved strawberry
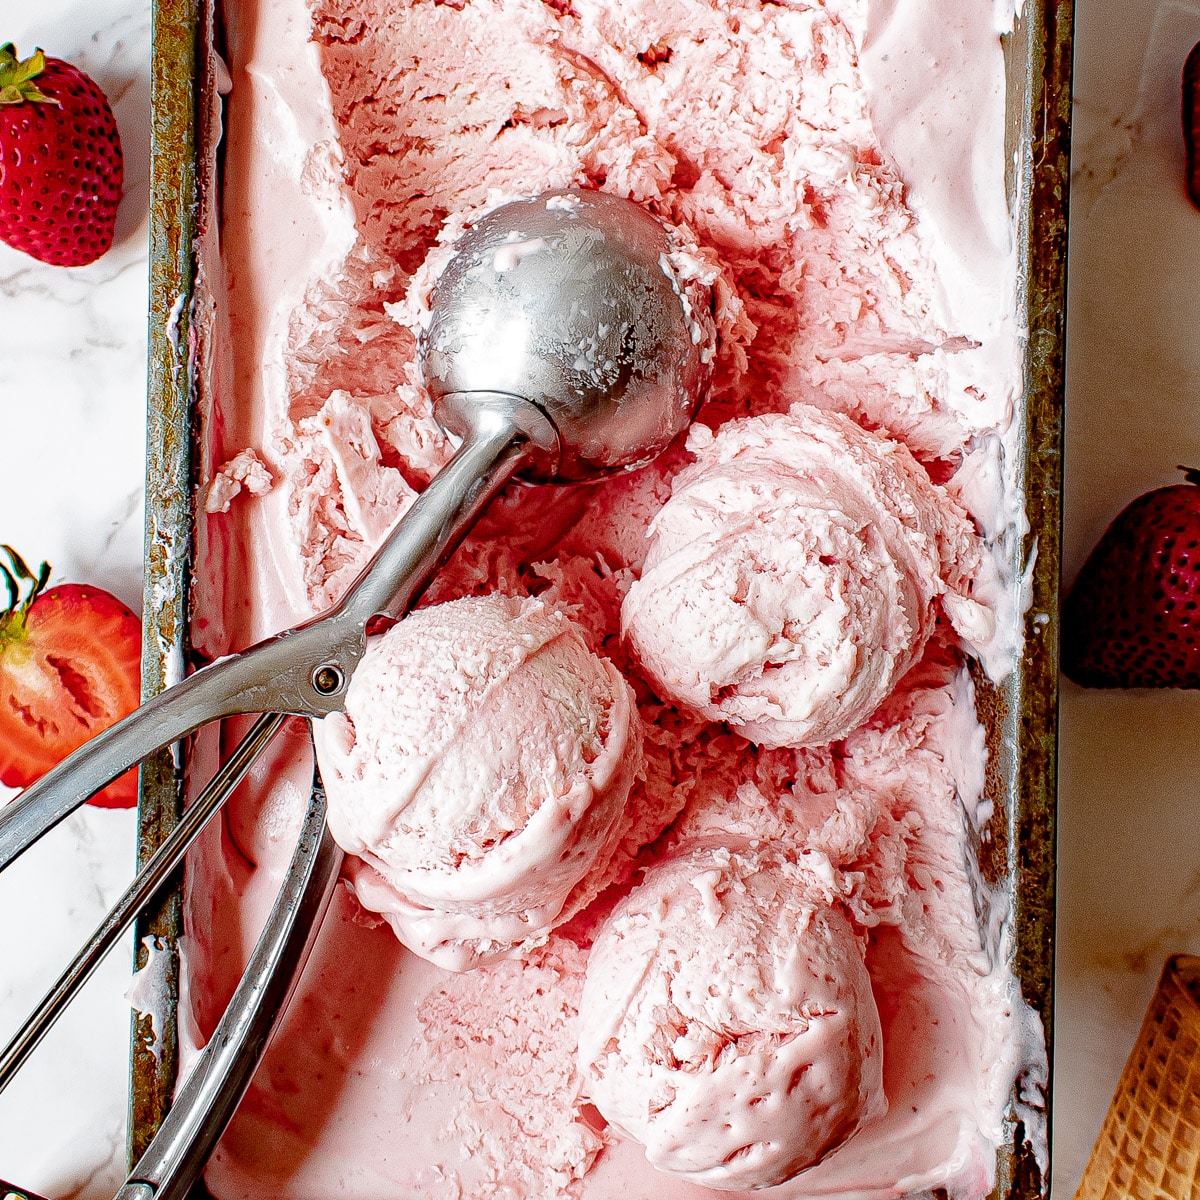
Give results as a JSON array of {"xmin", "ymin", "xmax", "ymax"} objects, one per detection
[{"xmin": 0, "ymin": 546, "xmax": 141, "ymax": 807}]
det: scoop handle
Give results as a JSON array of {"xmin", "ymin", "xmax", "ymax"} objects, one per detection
[
  {"xmin": 112, "ymin": 766, "xmax": 343, "ymax": 1200},
  {"xmin": 0, "ymin": 714, "xmax": 287, "ymax": 1097},
  {"xmin": 0, "ymin": 394, "xmax": 552, "ymax": 874}
]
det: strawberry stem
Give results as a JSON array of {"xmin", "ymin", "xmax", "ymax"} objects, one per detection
[
  {"xmin": 0, "ymin": 563, "xmax": 15, "ymax": 610},
  {"xmin": 1178, "ymin": 466, "xmax": 1200, "ymax": 488},
  {"xmin": 0, "ymin": 546, "xmax": 50, "ymax": 642},
  {"xmin": 0, "ymin": 44, "xmax": 61, "ymax": 107}
]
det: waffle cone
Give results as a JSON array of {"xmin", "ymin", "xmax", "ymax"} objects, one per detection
[{"xmin": 1075, "ymin": 955, "xmax": 1200, "ymax": 1200}]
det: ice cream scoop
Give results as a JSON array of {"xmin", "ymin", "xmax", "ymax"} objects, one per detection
[
  {"xmin": 622, "ymin": 407, "xmax": 988, "ymax": 748},
  {"xmin": 315, "ymin": 594, "xmax": 641, "ymax": 971},
  {"xmin": 0, "ymin": 189, "xmax": 716, "ymax": 1200},
  {"xmin": 0, "ymin": 186, "xmax": 717, "ymax": 865},
  {"xmin": 577, "ymin": 845, "xmax": 885, "ymax": 1191},
  {"xmin": 422, "ymin": 189, "xmax": 716, "ymax": 482}
]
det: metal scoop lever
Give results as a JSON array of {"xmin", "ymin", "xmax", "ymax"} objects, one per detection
[
  {"xmin": 0, "ymin": 712, "xmax": 286, "ymax": 1093},
  {"xmin": 0, "ymin": 762, "xmax": 341, "ymax": 1200},
  {"xmin": 112, "ymin": 768, "xmax": 342, "ymax": 1200}
]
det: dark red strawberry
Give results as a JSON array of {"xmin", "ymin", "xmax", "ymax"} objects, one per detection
[
  {"xmin": 1063, "ymin": 468, "xmax": 1200, "ymax": 687},
  {"xmin": 1185, "ymin": 41, "xmax": 1200, "ymax": 209},
  {"xmin": 0, "ymin": 546, "xmax": 141, "ymax": 807},
  {"xmin": 0, "ymin": 43, "xmax": 124, "ymax": 267}
]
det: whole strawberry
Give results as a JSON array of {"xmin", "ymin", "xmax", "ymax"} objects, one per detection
[
  {"xmin": 1063, "ymin": 467, "xmax": 1200, "ymax": 687},
  {"xmin": 0, "ymin": 546, "xmax": 141, "ymax": 807},
  {"xmin": 0, "ymin": 43, "xmax": 123, "ymax": 266},
  {"xmin": 1186, "ymin": 40, "xmax": 1200, "ymax": 209}
]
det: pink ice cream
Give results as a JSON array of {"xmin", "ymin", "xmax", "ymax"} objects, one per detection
[
  {"xmin": 622, "ymin": 406, "xmax": 992, "ymax": 748},
  {"xmin": 314, "ymin": 594, "xmax": 641, "ymax": 969},
  {"xmin": 179, "ymin": 0, "xmax": 1048, "ymax": 1195},
  {"xmin": 578, "ymin": 846, "xmax": 884, "ymax": 1190}
]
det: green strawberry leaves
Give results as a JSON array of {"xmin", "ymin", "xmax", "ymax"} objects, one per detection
[
  {"xmin": 0, "ymin": 545, "xmax": 50, "ymax": 643},
  {"xmin": 0, "ymin": 43, "xmax": 62, "ymax": 107}
]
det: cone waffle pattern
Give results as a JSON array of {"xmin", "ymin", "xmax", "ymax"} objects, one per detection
[{"xmin": 1075, "ymin": 955, "xmax": 1200, "ymax": 1200}]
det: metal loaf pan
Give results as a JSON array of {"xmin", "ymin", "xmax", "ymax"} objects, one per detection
[{"xmin": 136, "ymin": 0, "xmax": 1071, "ymax": 1193}]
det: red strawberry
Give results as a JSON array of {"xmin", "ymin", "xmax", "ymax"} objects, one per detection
[
  {"xmin": 0, "ymin": 43, "xmax": 124, "ymax": 267},
  {"xmin": 1062, "ymin": 468, "xmax": 1200, "ymax": 687},
  {"xmin": 0, "ymin": 546, "xmax": 141, "ymax": 807},
  {"xmin": 1185, "ymin": 41, "xmax": 1200, "ymax": 209}
]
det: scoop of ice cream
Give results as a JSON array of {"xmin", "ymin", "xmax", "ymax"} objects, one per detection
[
  {"xmin": 314, "ymin": 593, "xmax": 642, "ymax": 970},
  {"xmin": 621, "ymin": 405, "xmax": 989, "ymax": 748},
  {"xmin": 577, "ymin": 845, "xmax": 885, "ymax": 1191}
]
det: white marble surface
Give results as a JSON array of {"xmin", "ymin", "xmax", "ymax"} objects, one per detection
[
  {"xmin": 1055, "ymin": 0, "xmax": 1200, "ymax": 1192},
  {"xmin": 0, "ymin": 2, "xmax": 150, "ymax": 1196},
  {"xmin": 0, "ymin": 0, "xmax": 1195, "ymax": 1196}
]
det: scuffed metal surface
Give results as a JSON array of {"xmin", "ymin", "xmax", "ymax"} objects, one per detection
[{"xmin": 135, "ymin": 0, "xmax": 206, "ymax": 1170}]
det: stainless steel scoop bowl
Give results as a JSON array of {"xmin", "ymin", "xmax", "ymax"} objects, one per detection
[
  {"xmin": 0, "ymin": 189, "xmax": 716, "ymax": 1200},
  {"xmin": 424, "ymin": 188, "xmax": 715, "ymax": 481}
]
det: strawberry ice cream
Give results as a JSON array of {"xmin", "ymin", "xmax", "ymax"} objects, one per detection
[
  {"xmin": 622, "ymin": 406, "xmax": 992, "ymax": 749},
  {"xmin": 313, "ymin": 593, "xmax": 641, "ymax": 970},
  {"xmin": 578, "ymin": 846, "xmax": 885, "ymax": 1190},
  {"xmin": 178, "ymin": 0, "xmax": 1048, "ymax": 1194}
]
